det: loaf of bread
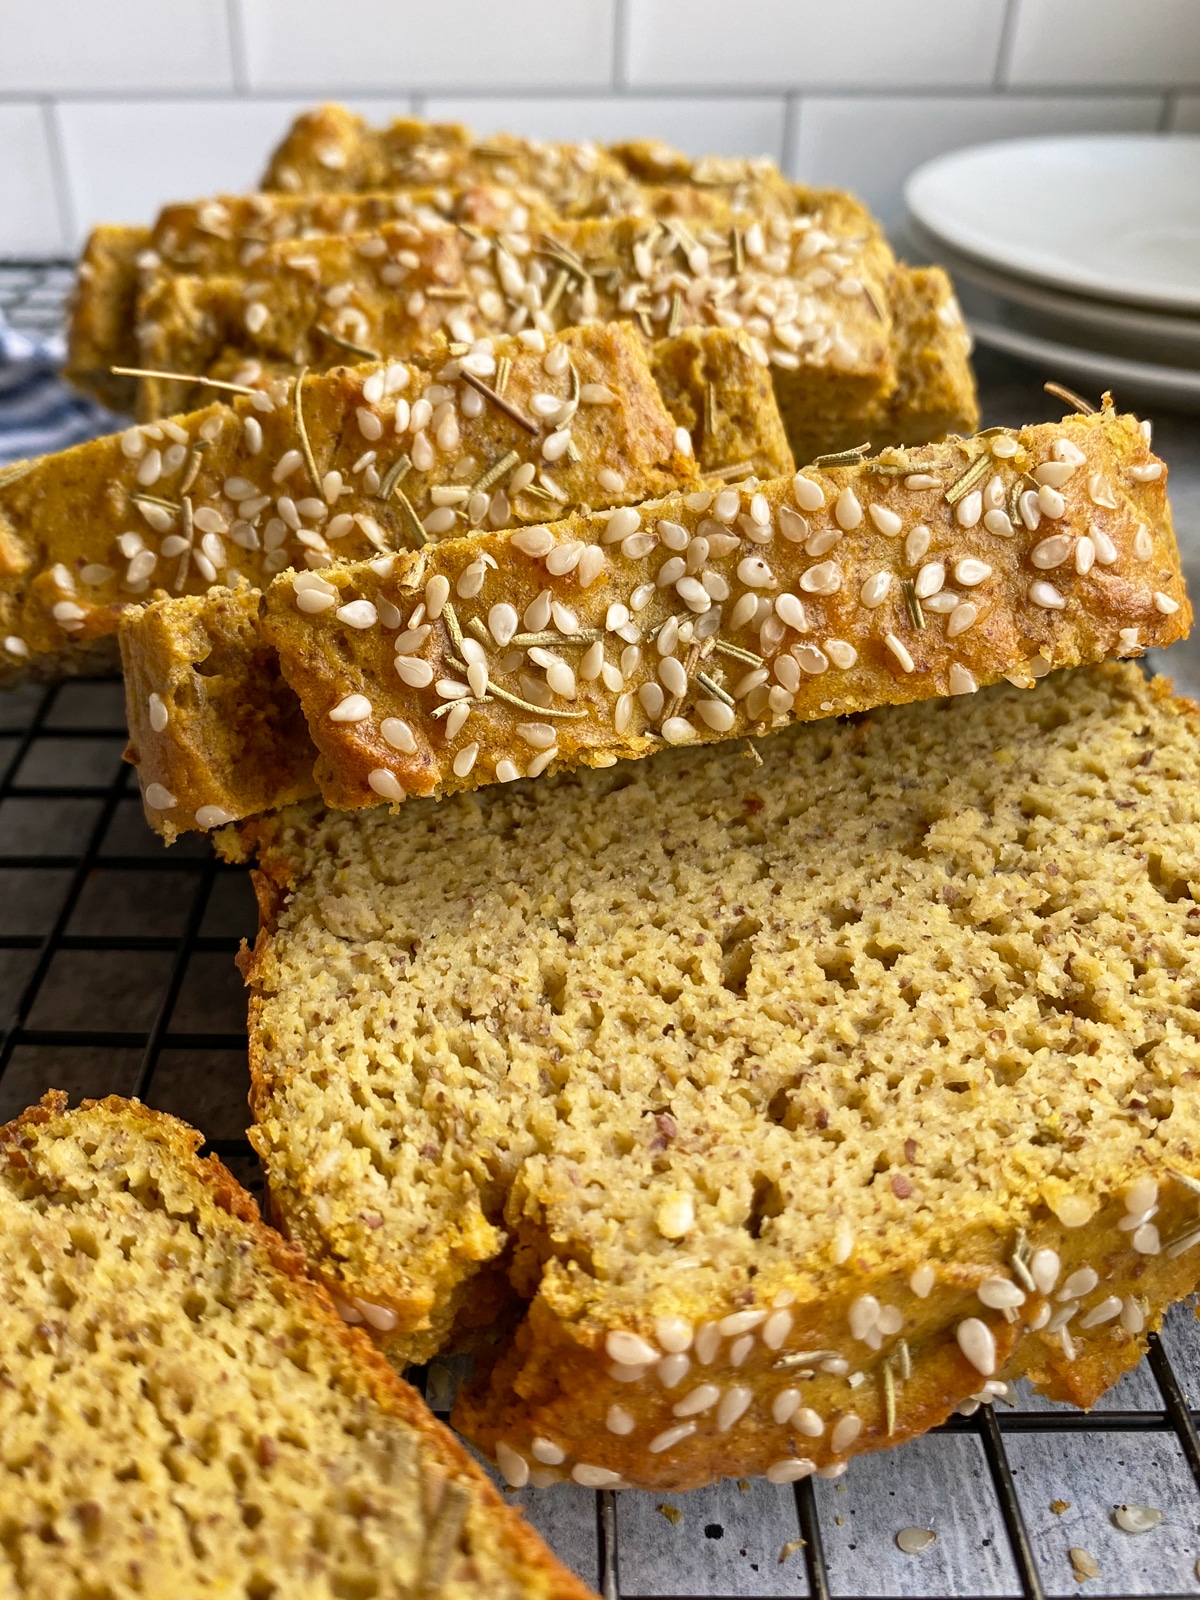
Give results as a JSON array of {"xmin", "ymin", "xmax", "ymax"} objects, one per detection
[
  {"xmin": 67, "ymin": 185, "xmax": 562, "ymax": 412},
  {"xmin": 7, "ymin": 322, "xmax": 784, "ymax": 682},
  {"xmin": 131, "ymin": 201, "xmax": 975, "ymax": 468},
  {"xmin": 227, "ymin": 662, "xmax": 1200, "ymax": 1491},
  {"xmin": 121, "ymin": 406, "xmax": 1188, "ymax": 839},
  {"xmin": 259, "ymin": 103, "xmax": 792, "ymax": 217},
  {"xmin": 0, "ymin": 1092, "xmax": 593, "ymax": 1597}
]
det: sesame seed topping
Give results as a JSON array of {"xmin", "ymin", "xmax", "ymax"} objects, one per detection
[
  {"xmin": 606, "ymin": 1330, "xmax": 659, "ymax": 1367},
  {"xmin": 885, "ymin": 634, "xmax": 915, "ymax": 673},
  {"xmin": 956, "ymin": 1318, "xmax": 996, "ymax": 1376},
  {"xmin": 766, "ymin": 1458, "xmax": 817, "ymax": 1484},
  {"xmin": 531, "ymin": 1437, "xmax": 565, "ymax": 1465},
  {"xmin": 329, "ymin": 693, "xmax": 372, "ymax": 723},
  {"xmin": 367, "ymin": 768, "xmax": 404, "ymax": 801},
  {"xmin": 495, "ymin": 1443, "xmax": 529, "ymax": 1488},
  {"xmin": 143, "ymin": 783, "xmax": 176, "ymax": 811},
  {"xmin": 830, "ymin": 1413, "xmax": 862, "ymax": 1453},
  {"xmin": 655, "ymin": 1315, "xmax": 694, "ymax": 1354},
  {"xmin": 1029, "ymin": 580, "xmax": 1065, "ymax": 611},
  {"xmin": 605, "ymin": 1404, "xmax": 636, "ymax": 1435},
  {"xmin": 648, "ymin": 1422, "xmax": 697, "ymax": 1455},
  {"xmin": 835, "ymin": 487, "xmax": 863, "ymax": 531},
  {"xmin": 572, "ymin": 1463, "xmax": 624, "ymax": 1488},
  {"xmin": 716, "ymin": 1385, "xmax": 753, "ymax": 1431}
]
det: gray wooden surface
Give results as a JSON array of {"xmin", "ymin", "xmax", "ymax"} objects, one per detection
[{"xmin": 1, "ymin": 347, "xmax": 1199, "ymax": 1598}]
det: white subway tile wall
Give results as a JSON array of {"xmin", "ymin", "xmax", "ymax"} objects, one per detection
[{"xmin": 0, "ymin": 0, "xmax": 1196, "ymax": 255}]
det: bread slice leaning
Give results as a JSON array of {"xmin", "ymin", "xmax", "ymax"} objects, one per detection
[
  {"xmin": 0, "ymin": 1093, "xmax": 594, "ymax": 1600},
  {"xmin": 122, "ymin": 406, "xmax": 1189, "ymax": 840},
  {"xmin": 230, "ymin": 664, "xmax": 1200, "ymax": 1491}
]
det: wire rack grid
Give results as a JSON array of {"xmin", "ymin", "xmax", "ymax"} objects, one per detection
[{"xmin": 2, "ymin": 262, "xmax": 1200, "ymax": 1600}]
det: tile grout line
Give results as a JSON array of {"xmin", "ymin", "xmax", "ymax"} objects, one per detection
[
  {"xmin": 225, "ymin": 0, "xmax": 250, "ymax": 95},
  {"xmin": 38, "ymin": 97, "xmax": 76, "ymax": 254},
  {"xmin": 611, "ymin": 0, "xmax": 628, "ymax": 92}
]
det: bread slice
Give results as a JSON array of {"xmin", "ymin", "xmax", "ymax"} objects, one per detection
[
  {"xmin": 229, "ymin": 663, "xmax": 1200, "ymax": 1491},
  {"xmin": 132, "ymin": 201, "xmax": 904, "ymax": 441},
  {"xmin": 66, "ymin": 186, "xmax": 563, "ymax": 411},
  {"xmin": 0, "ymin": 1092, "xmax": 593, "ymax": 1598},
  {"xmin": 260, "ymin": 104, "xmax": 644, "ymax": 211},
  {"xmin": 121, "ymin": 406, "xmax": 1189, "ymax": 840},
  {"xmin": 7, "ymin": 320, "xmax": 770, "ymax": 683}
]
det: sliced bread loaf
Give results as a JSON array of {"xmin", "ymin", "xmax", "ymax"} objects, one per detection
[
  {"xmin": 0, "ymin": 1092, "xmax": 594, "ymax": 1598},
  {"xmin": 122, "ymin": 406, "xmax": 1188, "ymax": 839},
  {"xmin": 230, "ymin": 663, "xmax": 1200, "ymax": 1490}
]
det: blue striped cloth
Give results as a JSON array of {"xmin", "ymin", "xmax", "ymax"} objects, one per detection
[{"xmin": 0, "ymin": 320, "xmax": 120, "ymax": 465}]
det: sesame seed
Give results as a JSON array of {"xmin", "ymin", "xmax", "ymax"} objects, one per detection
[
  {"xmin": 1029, "ymin": 580, "xmax": 1065, "ymax": 610},
  {"xmin": 662, "ymin": 717, "xmax": 698, "ymax": 745},
  {"xmin": 605, "ymin": 1404, "xmax": 636, "ymax": 1435},
  {"xmin": 793, "ymin": 474, "xmax": 825, "ymax": 512},
  {"xmin": 195, "ymin": 805, "xmax": 235, "ymax": 829},
  {"xmin": 531, "ymin": 1437, "xmax": 566, "ymax": 1465},
  {"xmin": 694, "ymin": 1323, "xmax": 721, "ymax": 1365},
  {"xmin": 896, "ymin": 1528, "xmax": 936, "ymax": 1555},
  {"xmin": 1035, "ymin": 460, "xmax": 1075, "ymax": 489},
  {"xmin": 885, "ymin": 634, "xmax": 915, "ymax": 673},
  {"xmin": 835, "ymin": 487, "xmax": 863, "ymax": 531},
  {"xmin": 905, "ymin": 474, "xmax": 940, "ymax": 490},
  {"xmin": 495, "ymin": 759, "xmax": 521, "ymax": 783},
  {"xmin": 799, "ymin": 560, "xmax": 840, "ymax": 595},
  {"xmin": 649, "ymin": 1422, "xmax": 697, "ymax": 1454},
  {"xmin": 830, "ymin": 1413, "xmax": 862, "ymax": 1453},
  {"xmin": 673, "ymin": 1383, "xmax": 720, "ymax": 1418},
  {"xmin": 394, "ymin": 657, "xmax": 435, "ymax": 688},
  {"xmin": 978, "ymin": 1276, "xmax": 1025, "ymax": 1310},
  {"xmin": 143, "ymin": 783, "xmax": 176, "ymax": 811},
  {"xmin": 367, "ymin": 769, "xmax": 404, "ymax": 801},
  {"xmin": 1128, "ymin": 462, "xmax": 1163, "ymax": 483},
  {"xmin": 909, "ymin": 1264, "xmax": 935, "ymax": 1297},
  {"xmin": 716, "ymin": 1386, "xmax": 753, "ymax": 1431},
  {"xmin": 572, "ymin": 1463, "xmax": 624, "ymax": 1488},
  {"xmin": 948, "ymin": 664, "xmax": 978, "ymax": 696},
  {"xmin": 914, "ymin": 562, "xmax": 945, "ymax": 600},
  {"xmin": 1155, "ymin": 591, "xmax": 1180, "ymax": 614},
  {"xmin": 1031, "ymin": 534, "xmax": 1073, "ymax": 569},
  {"xmin": 1088, "ymin": 473, "xmax": 1117, "ymax": 508},
  {"xmin": 657, "ymin": 1353, "xmax": 691, "ymax": 1388},
  {"xmin": 946, "ymin": 602, "xmax": 978, "ymax": 638},
  {"xmin": 329, "ymin": 694, "xmax": 372, "ymax": 723},
  {"xmin": 1037, "ymin": 484, "xmax": 1066, "ymax": 519},
  {"xmin": 956, "ymin": 1318, "xmax": 996, "ymax": 1376},
  {"xmin": 654, "ymin": 1316, "xmax": 694, "ymax": 1354},
  {"xmin": 336, "ymin": 600, "xmax": 378, "ymax": 629},
  {"xmin": 495, "ymin": 1443, "xmax": 529, "ymax": 1488},
  {"xmin": 766, "ymin": 1458, "xmax": 816, "ymax": 1484},
  {"xmin": 1078, "ymin": 1295, "xmax": 1122, "ymax": 1328},
  {"xmin": 1132, "ymin": 1222, "xmax": 1161, "ymax": 1253},
  {"xmin": 606, "ymin": 1330, "xmax": 659, "ymax": 1367},
  {"xmin": 1091, "ymin": 528, "xmax": 1118, "ymax": 565}
]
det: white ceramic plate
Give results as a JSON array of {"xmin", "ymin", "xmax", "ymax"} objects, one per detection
[
  {"xmin": 906, "ymin": 135, "xmax": 1200, "ymax": 314},
  {"xmin": 906, "ymin": 217, "xmax": 1200, "ymax": 368},
  {"xmin": 968, "ymin": 315, "xmax": 1200, "ymax": 412}
]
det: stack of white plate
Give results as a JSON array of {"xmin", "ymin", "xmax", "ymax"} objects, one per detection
[{"xmin": 905, "ymin": 134, "xmax": 1200, "ymax": 410}]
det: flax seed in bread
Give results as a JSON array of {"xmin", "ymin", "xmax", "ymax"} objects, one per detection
[
  {"xmin": 0, "ymin": 1092, "xmax": 593, "ymax": 1599},
  {"xmin": 229, "ymin": 662, "xmax": 1200, "ymax": 1491},
  {"xmin": 5, "ymin": 320, "xmax": 737, "ymax": 683}
]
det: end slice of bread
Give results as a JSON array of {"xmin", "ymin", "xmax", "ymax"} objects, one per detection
[{"xmin": 0, "ymin": 1092, "xmax": 594, "ymax": 1600}]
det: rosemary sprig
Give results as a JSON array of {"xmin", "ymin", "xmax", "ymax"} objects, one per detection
[
  {"xmin": 704, "ymin": 381, "xmax": 716, "ymax": 441},
  {"xmin": 484, "ymin": 681, "xmax": 588, "ymax": 719},
  {"xmin": 378, "ymin": 453, "xmax": 412, "ymax": 501},
  {"xmin": 883, "ymin": 1358, "xmax": 897, "ymax": 1437},
  {"xmin": 542, "ymin": 268, "xmax": 569, "ymax": 318},
  {"xmin": 494, "ymin": 356, "xmax": 511, "ymax": 396},
  {"xmin": 811, "ymin": 443, "xmax": 871, "ymax": 468},
  {"xmin": 472, "ymin": 451, "xmax": 520, "ymax": 496},
  {"xmin": 510, "ymin": 628, "xmax": 603, "ymax": 649},
  {"xmin": 705, "ymin": 461, "xmax": 755, "ymax": 481},
  {"xmin": 667, "ymin": 290, "xmax": 683, "ymax": 337},
  {"xmin": 695, "ymin": 671, "xmax": 734, "ymax": 708},
  {"xmin": 110, "ymin": 365, "xmax": 259, "ymax": 396},
  {"xmin": 314, "ymin": 324, "xmax": 381, "ymax": 361},
  {"xmin": 178, "ymin": 439, "xmax": 208, "ymax": 497},
  {"xmin": 393, "ymin": 486, "xmax": 427, "ymax": 547},
  {"xmin": 944, "ymin": 452, "xmax": 991, "ymax": 505},
  {"xmin": 1044, "ymin": 380, "xmax": 1096, "ymax": 415},
  {"xmin": 131, "ymin": 492, "xmax": 181, "ymax": 512},
  {"xmin": 441, "ymin": 600, "xmax": 467, "ymax": 659},
  {"xmin": 771, "ymin": 1349, "xmax": 839, "ymax": 1370},
  {"xmin": 460, "ymin": 371, "xmax": 538, "ymax": 435},
  {"xmin": 713, "ymin": 639, "xmax": 764, "ymax": 668},
  {"xmin": 292, "ymin": 367, "xmax": 320, "ymax": 493},
  {"xmin": 902, "ymin": 579, "xmax": 925, "ymax": 632}
]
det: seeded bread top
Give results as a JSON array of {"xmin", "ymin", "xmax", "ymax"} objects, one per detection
[
  {"xmin": 0, "ymin": 1093, "xmax": 593, "ymax": 1599},
  {"xmin": 135, "ymin": 199, "xmax": 894, "ymax": 424},
  {"xmin": 6, "ymin": 321, "xmax": 747, "ymax": 680},
  {"xmin": 232, "ymin": 664, "xmax": 1200, "ymax": 1371}
]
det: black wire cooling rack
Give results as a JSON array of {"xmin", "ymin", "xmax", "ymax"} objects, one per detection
[{"xmin": 2, "ymin": 262, "xmax": 1200, "ymax": 1600}]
